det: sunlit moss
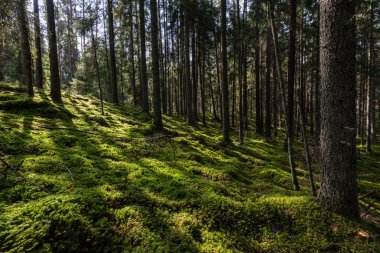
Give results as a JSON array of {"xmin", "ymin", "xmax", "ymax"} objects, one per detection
[{"xmin": 0, "ymin": 85, "xmax": 379, "ymax": 252}]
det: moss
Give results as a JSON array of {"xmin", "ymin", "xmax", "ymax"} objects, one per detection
[{"xmin": 0, "ymin": 86, "xmax": 379, "ymax": 252}]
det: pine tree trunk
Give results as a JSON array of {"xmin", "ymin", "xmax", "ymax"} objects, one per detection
[
  {"xmin": 150, "ymin": 0, "xmax": 163, "ymax": 129},
  {"xmin": 33, "ymin": 0, "xmax": 43, "ymax": 89},
  {"xmin": 46, "ymin": 0, "xmax": 61, "ymax": 103},
  {"xmin": 184, "ymin": 0, "xmax": 194, "ymax": 124},
  {"xmin": 366, "ymin": 2, "xmax": 375, "ymax": 152},
  {"xmin": 139, "ymin": 0, "xmax": 149, "ymax": 111},
  {"xmin": 287, "ymin": 0, "xmax": 296, "ymax": 139},
  {"xmin": 270, "ymin": 4, "xmax": 299, "ymax": 191},
  {"xmin": 265, "ymin": 27, "xmax": 271, "ymax": 139},
  {"xmin": 314, "ymin": 7, "xmax": 321, "ymax": 141},
  {"xmin": 107, "ymin": 0, "xmax": 118, "ymax": 104},
  {"xmin": 129, "ymin": 0, "xmax": 137, "ymax": 107},
  {"xmin": 91, "ymin": 21, "xmax": 104, "ymax": 115},
  {"xmin": 255, "ymin": 0, "xmax": 263, "ymax": 134},
  {"xmin": 18, "ymin": 0, "xmax": 33, "ymax": 97},
  {"xmin": 319, "ymin": 0, "xmax": 358, "ymax": 219},
  {"xmin": 221, "ymin": 0, "xmax": 230, "ymax": 143}
]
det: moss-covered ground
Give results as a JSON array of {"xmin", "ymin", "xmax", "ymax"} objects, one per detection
[{"xmin": 0, "ymin": 82, "xmax": 379, "ymax": 252}]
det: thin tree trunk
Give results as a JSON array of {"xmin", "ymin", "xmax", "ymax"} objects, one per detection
[
  {"xmin": 255, "ymin": 0, "xmax": 263, "ymax": 134},
  {"xmin": 150, "ymin": 0, "xmax": 163, "ymax": 129},
  {"xmin": 184, "ymin": 0, "xmax": 194, "ymax": 124},
  {"xmin": 287, "ymin": 0, "xmax": 296, "ymax": 139},
  {"xmin": 107, "ymin": 0, "xmax": 118, "ymax": 104},
  {"xmin": 265, "ymin": 27, "xmax": 271, "ymax": 139},
  {"xmin": 33, "ymin": 0, "xmax": 43, "ymax": 89},
  {"xmin": 366, "ymin": 2, "xmax": 375, "ymax": 152},
  {"xmin": 269, "ymin": 3, "xmax": 299, "ymax": 191},
  {"xmin": 221, "ymin": 0, "xmax": 230, "ymax": 143},
  {"xmin": 129, "ymin": 0, "xmax": 137, "ymax": 107},
  {"xmin": 46, "ymin": 0, "xmax": 62, "ymax": 103},
  {"xmin": 91, "ymin": 21, "xmax": 104, "ymax": 115},
  {"xmin": 139, "ymin": 0, "xmax": 149, "ymax": 111}
]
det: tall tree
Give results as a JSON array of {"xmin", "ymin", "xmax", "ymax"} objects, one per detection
[
  {"xmin": 255, "ymin": 0, "xmax": 263, "ymax": 134},
  {"xmin": 221, "ymin": 0, "xmax": 230, "ymax": 142},
  {"xmin": 129, "ymin": 0, "xmax": 137, "ymax": 107},
  {"xmin": 139, "ymin": 0, "xmax": 149, "ymax": 111},
  {"xmin": 184, "ymin": 0, "xmax": 194, "ymax": 124},
  {"xmin": 287, "ymin": 0, "xmax": 296, "ymax": 139},
  {"xmin": 150, "ymin": 0, "xmax": 163, "ymax": 128},
  {"xmin": 107, "ymin": 0, "xmax": 118, "ymax": 104},
  {"xmin": 46, "ymin": 0, "xmax": 62, "ymax": 103},
  {"xmin": 270, "ymin": 2, "xmax": 299, "ymax": 191},
  {"xmin": 265, "ymin": 27, "xmax": 271, "ymax": 138},
  {"xmin": 366, "ymin": 1, "xmax": 375, "ymax": 152},
  {"xmin": 18, "ymin": 0, "xmax": 33, "ymax": 97},
  {"xmin": 33, "ymin": 0, "xmax": 43, "ymax": 89},
  {"xmin": 318, "ymin": 0, "xmax": 358, "ymax": 219}
]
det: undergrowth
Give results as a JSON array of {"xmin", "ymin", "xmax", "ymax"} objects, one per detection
[{"xmin": 0, "ymin": 82, "xmax": 379, "ymax": 252}]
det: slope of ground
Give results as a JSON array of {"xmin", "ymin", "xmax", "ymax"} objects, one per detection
[{"xmin": 0, "ymin": 82, "xmax": 379, "ymax": 252}]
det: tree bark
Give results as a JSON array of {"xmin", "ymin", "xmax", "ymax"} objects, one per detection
[
  {"xmin": 255, "ymin": 0, "xmax": 263, "ymax": 134},
  {"xmin": 33, "ymin": 0, "xmax": 43, "ymax": 89},
  {"xmin": 319, "ymin": 0, "xmax": 358, "ymax": 219},
  {"xmin": 265, "ymin": 27, "xmax": 271, "ymax": 139},
  {"xmin": 287, "ymin": 0, "xmax": 296, "ymax": 139},
  {"xmin": 150, "ymin": 0, "xmax": 163, "ymax": 129},
  {"xmin": 184, "ymin": 0, "xmax": 194, "ymax": 124},
  {"xmin": 107, "ymin": 0, "xmax": 118, "ymax": 104},
  {"xmin": 46, "ymin": 0, "xmax": 62, "ymax": 103},
  {"xmin": 270, "ymin": 2, "xmax": 299, "ymax": 191},
  {"xmin": 139, "ymin": 0, "xmax": 149, "ymax": 111},
  {"xmin": 221, "ymin": 0, "xmax": 230, "ymax": 143},
  {"xmin": 18, "ymin": 0, "xmax": 34, "ymax": 97}
]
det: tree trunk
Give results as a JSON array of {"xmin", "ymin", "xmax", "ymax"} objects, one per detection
[
  {"xmin": 314, "ymin": 7, "xmax": 321, "ymax": 141},
  {"xmin": 265, "ymin": 27, "xmax": 271, "ymax": 139},
  {"xmin": 184, "ymin": 0, "xmax": 194, "ymax": 124},
  {"xmin": 139, "ymin": 0, "xmax": 149, "ymax": 111},
  {"xmin": 255, "ymin": 0, "xmax": 263, "ymax": 134},
  {"xmin": 18, "ymin": 0, "xmax": 33, "ymax": 97},
  {"xmin": 150, "ymin": 0, "xmax": 163, "ymax": 129},
  {"xmin": 90, "ymin": 20, "xmax": 104, "ymax": 115},
  {"xmin": 129, "ymin": 0, "xmax": 137, "ymax": 107},
  {"xmin": 287, "ymin": 0, "xmax": 296, "ymax": 139},
  {"xmin": 366, "ymin": 2, "xmax": 375, "ymax": 152},
  {"xmin": 46, "ymin": 0, "xmax": 62, "ymax": 103},
  {"xmin": 270, "ymin": 2, "xmax": 299, "ymax": 191},
  {"xmin": 319, "ymin": 0, "xmax": 358, "ymax": 219},
  {"xmin": 221, "ymin": 0, "xmax": 230, "ymax": 143},
  {"xmin": 107, "ymin": 0, "xmax": 118, "ymax": 104},
  {"xmin": 33, "ymin": 0, "xmax": 43, "ymax": 89}
]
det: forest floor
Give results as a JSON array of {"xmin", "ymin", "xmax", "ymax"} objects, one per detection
[{"xmin": 0, "ymin": 82, "xmax": 379, "ymax": 252}]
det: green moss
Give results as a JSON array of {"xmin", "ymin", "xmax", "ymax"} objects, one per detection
[{"xmin": 0, "ymin": 86, "xmax": 379, "ymax": 252}]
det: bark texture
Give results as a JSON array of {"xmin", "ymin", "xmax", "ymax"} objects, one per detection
[
  {"xmin": 18, "ymin": 0, "xmax": 34, "ymax": 97},
  {"xmin": 33, "ymin": 0, "xmax": 43, "ymax": 89},
  {"xmin": 319, "ymin": 0, "xmax": 358, "ymax": 219},
  {"xmin": 150, "ymin": 0, "xmax": 163, "ymax": 129},
  {"xmin": 46, "ymin": 0, "xmax": 62, "ymax": 103},
  {"xmin": 107, "ymin": 0, "xmax": 118, "ymax": 104}
]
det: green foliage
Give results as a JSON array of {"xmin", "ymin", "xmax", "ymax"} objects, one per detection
[{"xmin": 0, "ymin": 88, "xmax": 379, "ymax": 252}]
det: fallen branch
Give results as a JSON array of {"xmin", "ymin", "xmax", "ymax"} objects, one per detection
[
  {"xmin": 0, "ymin": 155, "xmax": 51, "ymax": 194},
  {"xmin": 359, "ymin": 190, "xmax": 376, "ymax": 200},
  {"xmin": 55, "ymin": 163, "xmax": 74, "ymax": 182}
]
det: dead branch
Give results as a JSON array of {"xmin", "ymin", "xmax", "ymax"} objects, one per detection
[
  {"xmin": 0, "ymin": 155, "xmax": 51, "ymax": 194},
  {"xmin": 359, "ymin": 190, "xmax": 376, "ymax": 200}
]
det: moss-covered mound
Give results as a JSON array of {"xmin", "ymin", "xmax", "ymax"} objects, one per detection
[{"xmin": 0, "ymin": 82, "xmax": 379, "ymax": 252}]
